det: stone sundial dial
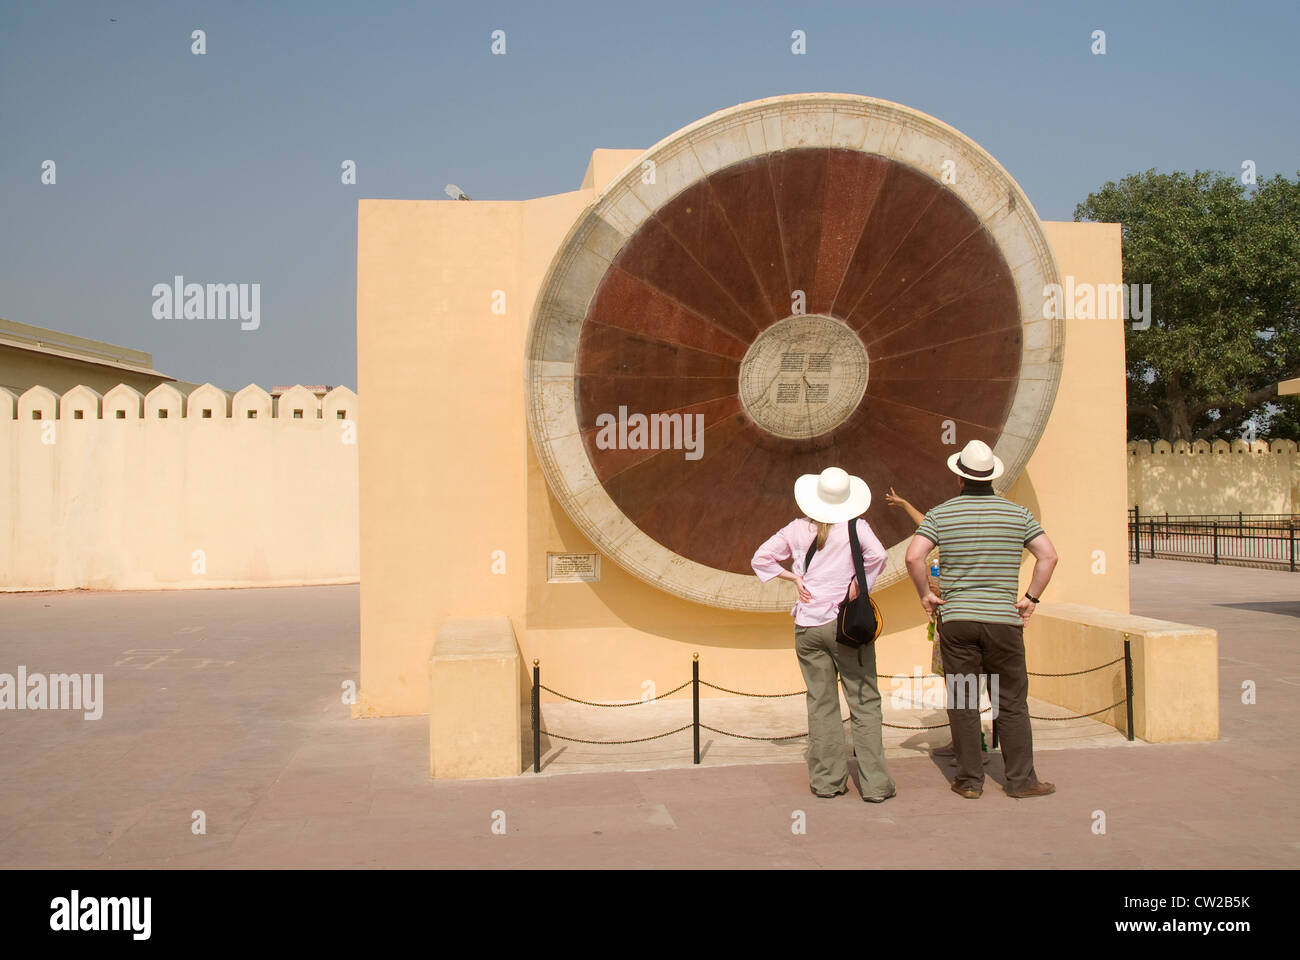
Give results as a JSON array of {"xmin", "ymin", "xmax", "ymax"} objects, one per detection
[
  {"xmin": 524, "ymin": 94, "xmax": 1064, "ymax": 611},
  {"xmin": 738, "ymin": 314, "xmax": 870, "ymax": 440}
]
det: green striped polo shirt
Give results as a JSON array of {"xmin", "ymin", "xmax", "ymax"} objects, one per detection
[{"xmin": 914, "ymin": 489, "xmax": 1045, "ymax": 627}]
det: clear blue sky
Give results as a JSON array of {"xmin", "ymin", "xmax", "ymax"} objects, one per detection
[{"xmin": 2, "ymin": 0, "xmax": 1297, "ymax": 391}]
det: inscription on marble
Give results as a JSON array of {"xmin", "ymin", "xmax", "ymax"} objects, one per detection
[{"xmin": 738, "ymin": 314, "xmax": 869, "ymax": 439}]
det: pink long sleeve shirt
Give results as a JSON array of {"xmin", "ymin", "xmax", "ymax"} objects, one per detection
[{"xmin": 752, "ymin": 518, "xmax": 889, "ymax": 627}]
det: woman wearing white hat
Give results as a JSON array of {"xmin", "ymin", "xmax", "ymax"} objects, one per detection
[{"xmin": 751, "ymin": 467, "xmax": 895, "ymax": 801}]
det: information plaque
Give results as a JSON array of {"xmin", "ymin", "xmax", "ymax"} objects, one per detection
[{"xmin": 547, "ymin": 552, "xmax": 601, "ymax": 583}]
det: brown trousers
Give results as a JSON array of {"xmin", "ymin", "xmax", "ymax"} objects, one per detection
[{"xmin": 938, "ymin": 619, "xmax": 1042, "ymax": 793}]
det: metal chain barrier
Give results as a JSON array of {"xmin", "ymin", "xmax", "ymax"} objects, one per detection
[
  {"xmin": 705, "ymin": 706, "xmax": 993, "ymax": 740},
  {"xmin": 699, "ymin": 723, "xmax": 810, "ymax": 741},
  {"xmin": 538, "ymin": 724, "xmax": 693, "ymax": 745},
  {"xmin": 884, "ymin": 707, "xmax": 993, "ymax": 731},
  {"xmin": 530, "ymin": 640, "xmax": 1138, "ymax": 771},
  {"xmin": 1030, "ymin": 697, "xmax": 1128, "ymax": 720},
  {"xmin": 539, "ymin": 679, "xmax": 691, "ymax": 708},
  {"xmin": 698, "ymin": 680, "xmax": 804, "ymax": 698},
  {"xmin": 1027, "ymin": 656, "xmax": 1126, "ymax": 678}
]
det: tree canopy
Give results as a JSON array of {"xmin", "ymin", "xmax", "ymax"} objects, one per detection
[{"xmin": 1074, "ymin": 169, "xmax": 1299, "ymax": 442}]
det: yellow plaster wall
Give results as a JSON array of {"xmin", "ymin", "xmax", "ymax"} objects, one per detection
[
  {"xmin": 355, "ymin": 191, "xmax": 590, "ymax": 716},
  {"xmin": 355, "ymin": 165, "xmax": 1131, "ymax": 717},
  {"xmin": 578, "ymin": 149, "xmax": 646, "ymax": 191}
]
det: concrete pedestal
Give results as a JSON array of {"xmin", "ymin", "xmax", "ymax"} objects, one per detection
[{"xmin": 429, "ymin": 618, "xmax": 521, "ymax": 778}]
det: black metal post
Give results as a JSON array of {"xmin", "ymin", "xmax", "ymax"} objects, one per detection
[
  {"xmin": 1290, "ymin": 521, "xmax": 1296, "ymax": 573},
  {"xmin": 532, "ymin": 659, "xmax": 540, "ymax": 773},
  {"xmin": 1123, "ymin": 637, "xmax": 1135, "ymax": 742},
  {"xmin": 692, "ymin": 653, "xmax": 700, "ymax": 765},
  {"xmin": 1238, "ymin": 511, "xmax": 1243, "ymax": 537},
  {"xmin": 991, "ymin": 716, "xmax": 999, "ymax": 749},
  {"xmin": 1212, "ymin": 521, "xmax": 1219, "ymax": 564},
  {"xmin": 1133, "ymin": 505, "xmax": 1141, "ymax": 564},
  {"xmin": 1149, "ymin": 519, "xmax": 1155, "ymax": 559}
]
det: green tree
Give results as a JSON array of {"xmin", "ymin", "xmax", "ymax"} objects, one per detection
[{"xmin": 1074, "ymin": 170, "xmax": 1300, "ymax": 442}]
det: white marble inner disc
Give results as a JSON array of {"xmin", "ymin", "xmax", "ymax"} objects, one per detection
[{"xmin": 738, "ymin": 314, "xmax": 869, "ymax": 439}]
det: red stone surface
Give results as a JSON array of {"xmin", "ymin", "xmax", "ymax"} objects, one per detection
[{"xmin": 574, "ymin": 148, "xmax": 1020, "ymax": 572}]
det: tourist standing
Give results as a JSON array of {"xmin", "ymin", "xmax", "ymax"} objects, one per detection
[
  {"xmin": 904, "ymin": 440, "xmax": 1059, "ymax": 799},
  {"xmin": 752, "ymin": 467, "xmax": 895, "ymax": 802}
]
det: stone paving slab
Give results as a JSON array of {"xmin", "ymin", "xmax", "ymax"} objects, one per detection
[{"xmin": 0, "ymin": 560, "xmax": 1297, "ymax": 868}]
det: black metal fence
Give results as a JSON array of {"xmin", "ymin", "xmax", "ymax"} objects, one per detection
[{"xmin": 1127, "ymin": 508, "xmax": 1299, "ymax": 571}]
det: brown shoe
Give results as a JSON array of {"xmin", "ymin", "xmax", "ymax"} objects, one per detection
[
  {"xmin": 950, "ymin": 783, "xmax": 981, "ymax": 799},
  {"xmin": 1007, "ymin": 781, "xmax": 1056, "ymax": 798},
  {"xmin": 932, "ymin": 741, "xmax": 955, "ymax": 757}
]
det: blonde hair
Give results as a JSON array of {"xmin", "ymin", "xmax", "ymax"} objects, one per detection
[{"xmin": 809, "ymin": 519, "xmax": 830, "ymax": 550}]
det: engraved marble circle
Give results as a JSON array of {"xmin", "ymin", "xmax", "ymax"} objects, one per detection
[{"xmin": 738, "ymin": 314, "xmax": 869, "ymax": 440}]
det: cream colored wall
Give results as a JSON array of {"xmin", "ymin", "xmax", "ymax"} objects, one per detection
[
  {"xmin": 1128, "ymin": 439, "xmax": 1299, "ymax": 514},
  {"xmin": 356, "ymin": 158, "xmax": 1131, "ymax": 717},
  {"xmin": 0, "ymin": 383, "xmax": 358, "ymax": 590}
]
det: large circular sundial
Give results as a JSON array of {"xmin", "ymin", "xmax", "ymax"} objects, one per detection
[{"xmin": 525, "ymin": 94, "xmax": 1064, "ymax": 611}]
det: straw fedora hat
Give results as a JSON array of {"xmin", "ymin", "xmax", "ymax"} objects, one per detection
[
  {"xmin": 794, "ymin": 467, "xmax": 872, "ymax": 523},
  {"xmin": 947, "ymin": 439, "xmax": 1004, "ymax": 481}
]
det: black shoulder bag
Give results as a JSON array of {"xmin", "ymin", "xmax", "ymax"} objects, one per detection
[{"xmin": 803, "ymin": 521, "xmax": 884, "ymax": 661}]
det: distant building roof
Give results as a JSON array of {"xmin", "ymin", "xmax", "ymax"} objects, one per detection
[
  {"xmin": 0, "ymin": 318, "xmax": 174, "ymax": 381},
  {"xmin": 270, "ymin": 385, "xmax": 335, "ymax": 398}
]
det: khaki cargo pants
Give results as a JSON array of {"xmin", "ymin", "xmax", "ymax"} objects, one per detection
[{"xmin": 794, "ymin": 620, "xmax": 895, "ymax": 799}]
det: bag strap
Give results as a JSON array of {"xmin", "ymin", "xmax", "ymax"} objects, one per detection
[
  {"xmin": 805, "ymin": 522, "xmax": 871, "ymax": 607},
  {"xmin": 803, "ymin": 536, "xmax": 818, "ymax": 574},
  {"xmin": 847, "ymin": 519, "xmax": 870, "ymax": 612}
]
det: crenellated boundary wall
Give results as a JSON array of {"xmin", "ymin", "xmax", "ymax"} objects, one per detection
[
  {"xmin": 1127, "ymin": 438, "xmax": 1299, "ymax": 515},
  {"xmin": 0, "ymin": 382, "xmax": 359, "ymax": 591}
]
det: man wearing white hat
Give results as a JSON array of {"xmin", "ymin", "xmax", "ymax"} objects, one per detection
[
  {"xmin": 904, "ymin": 440, "xmax": 1059, "ymax": 800},
  {"xmin": 752, "ymin": 467, "xmax": 894, "ymax": 802}
]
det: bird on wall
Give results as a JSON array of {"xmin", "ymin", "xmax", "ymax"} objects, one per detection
[{"xmin": 444, "ymin": 184, "xmax": 472, "ymax": 201}]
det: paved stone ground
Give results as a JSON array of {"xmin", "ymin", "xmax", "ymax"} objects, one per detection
[{"xmin": 0, "ymin": 560, "xmax": 1295, "ymax": 868}]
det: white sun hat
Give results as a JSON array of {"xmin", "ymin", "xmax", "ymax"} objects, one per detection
[
  {"xmin": 947, "ymin": 439, "xmax": 1005, "ymax": 481},
  {"xmin": 794, "ymin": 466, "xmax": 872, "ymax": 523}
]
